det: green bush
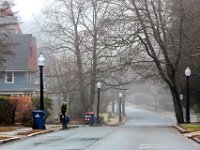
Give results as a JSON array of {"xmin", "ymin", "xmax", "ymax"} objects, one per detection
[
  {"xmin": 21, "ymin": 110, "xmax": 33, "ymax": 127},
  {"xmin": 31, "ymin": 97, "xmax": 53, "ymax": 119}
]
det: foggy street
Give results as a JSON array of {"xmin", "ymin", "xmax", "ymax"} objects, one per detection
[
  {"xmin": 1, "ymin": 105, "xmax": 200, "ymax": 150},
  {"xmin": 0, "ymin": 1, "xmax": 200, "ymax": 149}
]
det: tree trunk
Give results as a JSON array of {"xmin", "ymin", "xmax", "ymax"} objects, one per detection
[
  {"xmin": 77, "ymin": 56, "xmax": 86, "ymax": 111},
  {"xmin": 11, "ymin": 107, "xmax": 16, "ymax": 125},
  {"xmin": 122, "ymin": 96, "xmax": 126, "ymax": 116},
  {"xmin": 76, "ymin": 40, "xmax": 86, "ymax": 112},
  {"xmin": 112, "ymin": 99, "xmax": 115, "ymax": 113},
  {"xmin": 169, "ymin": 80, "xmax": 184, "ymax": 123},
  {"xmin": 89, "ymin": 75, "xmax": 96, "ymax": 111}
]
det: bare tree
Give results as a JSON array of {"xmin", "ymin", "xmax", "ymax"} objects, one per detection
[
  {"xmin": 114, "ymin": 0, "xmax": 186, "ymax": 123},
  {"xmin": 172, "ymin": 0, "xmax": 200, "ymax": 115},
  {"xmin": 38, "ymin": 0, "xmax": 129, "ymax": 115},
  {"xmin": 38, "ymin": 0, "xmax": 88, "ymax": 113}
]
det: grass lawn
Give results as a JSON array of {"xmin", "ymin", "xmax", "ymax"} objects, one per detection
[{"xmin": 178, "ymin": 123, "xmax": 200, "ymax": 133}]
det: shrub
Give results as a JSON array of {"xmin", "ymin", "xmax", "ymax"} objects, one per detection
[
  {"xmin": 31, "ymin": 97, "xmax": 53, "ymax": 119},
  {"xmin": 8, "ymin": 97, "xmax": 32, "ymax": 124},
  {"xmin": 21, "ymin": 110, "xmax": 33, "ymax": 127},
  {"xmin": 0, "ymin": 96, "xmax": 33, "ymax": 125},
  {"xmin": 0, "ymin": 96, "xmax": 12, "ymax": 124}
]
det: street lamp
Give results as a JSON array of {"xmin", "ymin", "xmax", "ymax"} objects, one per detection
[
  {"xmin": 96, "ymin": 81, "xmax": 102, "ymax": 123},
  {"xmin": 185, "ymin": 67, "xmax": 191, "ymax": 123},
  {"xmin": 37, "ymin": 53, "xmax": 45, "ymax": 111},
  {"xmin": 180, "ymin": 94, "xmax": 183, "ymax": 101},
  {"xmin": 118, "ymin": 92, "xmax": 122, "ymax": 122}
]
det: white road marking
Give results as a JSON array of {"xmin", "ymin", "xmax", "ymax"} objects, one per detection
[{"xmin": 139, "ymin": 144, "xmax": 164, "ymax": 149}]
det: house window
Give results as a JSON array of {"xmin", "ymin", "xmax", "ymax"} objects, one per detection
[
  {"xmin": 5, "ymin": 72, "xmax": 14, "ymax": 83},
  {"xmin": 26, "ymin": 73, "xmax": 34, "ymax": 84}
]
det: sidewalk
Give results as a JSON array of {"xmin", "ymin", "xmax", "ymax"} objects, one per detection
[{"xmin": 105, "ymin": 115, "xmax": 127, "ymax": 126}]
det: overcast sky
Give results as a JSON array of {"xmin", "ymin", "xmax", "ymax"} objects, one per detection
[{"xmin": 14, "ymin": 0, "xmax": 45, "ymax": 34}]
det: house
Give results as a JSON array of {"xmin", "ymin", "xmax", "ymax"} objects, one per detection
[
  {"xmin": 0, "ymin": 1, "xmax": 38, "ymax": 97},
  {"xmin": 0, "ymin": 1, "xmax": 22, "ymax": 34},
  {"xmin": 0, "ymin": 34, "xmax": 38, "ymax": 96}
]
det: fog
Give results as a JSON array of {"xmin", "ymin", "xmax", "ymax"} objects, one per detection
[{"xmin": 126, "ymin": 82, "xmax": 175, "ymax": 112}]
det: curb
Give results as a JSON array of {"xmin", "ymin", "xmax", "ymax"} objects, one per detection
[
  {"xmin": 0, "ymin": 136, "xmax": 20, "ymax": 144},
  {"xmin": 27, "ymin": 125, "xmax": 79, "ymax": 137},
  {"xmin": 191, "ymin": 136, "xmax": 200, "ymax": 144},
  {"xmin": 27, "ymin": 129, "xmax": 53, "ymax": 137},
  {"xmin": 174, "ymin": 125, "xmax": 200, "ymax": 145},
  {"xmin": 0, "ymin": 125, "xmax": 79, "ymax": 145},
  {"xmin": 174, "ymin": 125, "xmax": 187, "ymax": 133}
]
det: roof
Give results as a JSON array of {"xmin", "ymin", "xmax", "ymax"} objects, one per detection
[
  {"xmin": 0, "ymin": 1, "xmax": 14, "ymax": 16},
  {"xmin": 5, "ymin": 34, "xmax": 34, "ymax": 71}
]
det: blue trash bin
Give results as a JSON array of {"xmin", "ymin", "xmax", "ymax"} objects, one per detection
[
  {"xmin": 32, "ymin": 110, "xmax": 45, "ymax": 129},
  {"xmin": 88, "ymin": 115, "xmax": 94, "ymax": 126},
  {"xmin": 84, "ymin": 112, "xmax": 94, "ymax": 125}
]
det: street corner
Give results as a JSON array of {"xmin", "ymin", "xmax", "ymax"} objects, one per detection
[
  {"xmin": 184, "ymin": 131, "xmax": 200, "ymax": 144},
  {"xmin": 174, "ymin": 124, "xmax": 187, "ymax": 133},
  {"xmin": 191, "ymin": 135, "xmax": 200, "ymax": 144},
  {"xmin": 174, "ymin": 123, "xmax": 200, "ymax": 144}
]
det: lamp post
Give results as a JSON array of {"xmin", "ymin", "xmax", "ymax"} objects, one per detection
[
  {"xmin": 118, "ymin": 92, "xmax": 122, "ymax": 122},
  {"xmin": 185, "ymin": 67, "xmax": 191, "ymax": 123},
  {"xmin": 37, "ymin": 54, "xmax": 45, "ymax": 111},
  {"xmin": 96, "ymin": 81, "xmax": 102, "ymax": 123}
]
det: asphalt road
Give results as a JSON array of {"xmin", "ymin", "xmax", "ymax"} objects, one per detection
[{"xmin": 1, "ymin": 105, "xmax": 200, "ymax": 150}]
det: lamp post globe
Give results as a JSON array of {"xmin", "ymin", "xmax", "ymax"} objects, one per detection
[
  {"xmin": 185, "ymin": 67, "xmax": 191, "ymax": 123},
  {"xmin": 119, "ymin": 92, "xmax": 122, "ymax": 98},
  {"xmin": 96, "ymin": 81, "xmax": 102, "ymax": 123},
  {"xmin": 97, "ymin": 81, "xmax": 102, "ymax": 89},
  {"xmin": 37, "ymin": 54, "xmax": 45, "ymax": 67},
  {"xmin": 37, "ymin": 53, "xmax": 45, "ymax": 111},
  {"xmin": 185, "ymin": 67, "xmax": 191, "ymax": 77}
]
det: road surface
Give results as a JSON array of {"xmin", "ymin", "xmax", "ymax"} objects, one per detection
[{"xmin": 1, "ymin": 105, "xmax": 200, "ymax": 150}]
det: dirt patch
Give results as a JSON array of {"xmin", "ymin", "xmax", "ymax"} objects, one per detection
[
  {"xmin": 0, "ymin": 126, "xmax": 16, "ymax": 132},
  {"xmin": 0, "ymin": 136, "xmax": 12, "ymax": 141},
  {"xmin": 193, "ymin": 135, "xmax": 200, "ymax": 141}
]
